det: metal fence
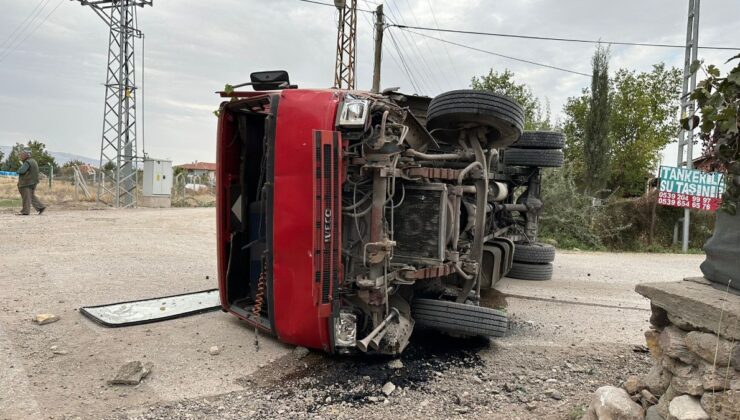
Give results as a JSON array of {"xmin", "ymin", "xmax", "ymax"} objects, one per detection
[{"xmin": 2, "ymin": 164, "xmax": 216, "ymax": 207}]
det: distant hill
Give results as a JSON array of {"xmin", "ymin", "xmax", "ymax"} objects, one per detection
[{"xmin": 0, "ymin": 145, "xmax": 98, "ymax": 167}]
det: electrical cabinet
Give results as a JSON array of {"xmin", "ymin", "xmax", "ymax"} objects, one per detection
[{"xmin": 143, "ymin": 159, "xmax": 172, "ymax": 196}]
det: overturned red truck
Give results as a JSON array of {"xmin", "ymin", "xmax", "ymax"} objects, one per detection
[{"xmin": 216, "ymin": 71, "xmax": 563, "ymax": 355}]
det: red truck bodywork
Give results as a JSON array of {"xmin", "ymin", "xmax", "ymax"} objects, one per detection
[{"xmin": 216, "ymin": 89, "xmax": 343, "ymax": 352}]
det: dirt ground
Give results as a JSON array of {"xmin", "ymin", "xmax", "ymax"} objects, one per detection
[{"xmin": 0, "ymin": 208, "xmax": 705, "ymax": 420}]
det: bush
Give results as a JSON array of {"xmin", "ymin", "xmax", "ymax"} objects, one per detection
[{"xmin": 539, "ymin": 165, "xmax": 714, "ymax": 251}]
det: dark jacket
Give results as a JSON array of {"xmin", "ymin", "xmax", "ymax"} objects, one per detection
[{"xmin": 17, "ymin": 158, "xmax": 40, "ymax": 188}]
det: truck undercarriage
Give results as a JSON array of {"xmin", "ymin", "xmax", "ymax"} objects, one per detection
[{"xmin": 217, "ymin": 73, "xmax": 564, "ymax": 355}]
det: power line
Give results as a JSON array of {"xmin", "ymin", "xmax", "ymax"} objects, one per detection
[
  {"xmin": 398, "ymin": 27, "xmax": 592, "ymax": 78},
  {"xmin": 358, "ymin": 1, "xmax": 414, "ymax": 92},
  {"xmin": 0, "ymin": 0, "xmax": 49, "ymax": 52},
  {"xmin": 296, "ymin": 0, "xmax": 374, "ymax": 13},
  {"xmin": 425, "ymin": 0, "xmax": 463, "ymax": 87},
  {"xmin": 387, "ymin": 29, "xmax": 421, "ymax": 93},
  {"xmin": 383, "ymin": 2, "xmax": 439, "ymax": 92},
  {"xmin": 401, "ymin": 0, "xmax": 452, "ymax": 90},
  {"xmin": 390, "ymin": 24, "xmax": 740, "ymax": 51},
  {"xmin": 0, "ymin": 0, "xmax": 64, "ymax": 64}
]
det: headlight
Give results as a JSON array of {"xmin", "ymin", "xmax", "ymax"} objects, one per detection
[
  {"xmin": 334, "ymin": 311, "xmax": 357, "ymax": 347},
  {"xmin": 338, "ymin": 97, "xmax": 369, "ymax": 128}
]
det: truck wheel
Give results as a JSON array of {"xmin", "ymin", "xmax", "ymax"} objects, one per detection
[
  {"xmin": 413, "ymin": 298, "xmax": 508, "ymax": 338},
  {"xmin": 513, "ymin": 242, "xmax": 556, "ymax": 264},
  {"xmin": 506, "ymin": 262, "xmax": 553, "ymax": 281},
  {"xmin": 504, "ymin": 148, "xmax": 564, "ymax": 168},
  {"xmin": 426, "ymin": 90, "xmax": 524, "ymax": 148},
  {"xmin": 511, "ymin": 131, "xmax": 565, "ymax": 149}
]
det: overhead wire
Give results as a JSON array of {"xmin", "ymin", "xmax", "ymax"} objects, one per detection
[
  {"xmin": 401, "ymin": 0, "xmax": 453, "ymax": 90},
  {"xmin": 398, "ymin": 27, "xmax": 593, "ymax": 78},
  {"xmin": 0, "ymin": 0, "xmax": 49, "ymax": 52},
  {"xmin": 359, "ymin": 0, "xmax": 415, "ymax": 92},
  {"xmin": 296, "ymin": 0, "xmax": 374, "ymax": 14},
  {"xmin": 383, "ymin": 1, "xmax": 440, "ymax": 93},
  {"xmin": 386, "ymin": 28, "xmax": 422, "ymax": 93},
  {"xmin": 0, "ymin": 0, "xmax": 65, "ymax": 64},
  {"xmin": 390, "ymin": 24, "xmax": 740, "ymax": 51},
  {"xmin": 425, "ymin": 0, "xmax": 464, "ymax": 87}
]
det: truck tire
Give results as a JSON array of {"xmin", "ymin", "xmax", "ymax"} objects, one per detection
[
  {"xmin": 413, "ymin": 298, "xmax": 508, "ymax": 338},
  {"xmin": 511, "ymin": 131, "xmax": 565, "ymax": 149},
  {"xmin": 426, "ymin": 90, "xmax": 524, "ymax": 148},
  {"xmin": 513, "ymin": 242, "xmax": 556, "ymax": 264},
  {"xmin": 506, "ymin": 262, "xmax": 553, "ymax": 281},
  {"xmin": 504, "ymin": 148, "xmax": 564, "ymax": 168}
]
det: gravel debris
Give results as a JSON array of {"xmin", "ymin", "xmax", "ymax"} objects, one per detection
[{"xmin": 104, "ymin": 332, "xmax": 652, "ymax": 419}]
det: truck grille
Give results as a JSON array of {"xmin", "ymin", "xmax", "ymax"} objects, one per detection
[{"xmin": 313, "ymin": 130, "xmax": 342, "ymax": 306}]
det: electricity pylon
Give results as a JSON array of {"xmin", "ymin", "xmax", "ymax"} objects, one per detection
[
  {"xmin": 74, "ymin": 0, "xmax": 152, "ymax": 207},
  {"xmin": 333, "ymin": 0, "xmax": 357, "ymax": 90}
]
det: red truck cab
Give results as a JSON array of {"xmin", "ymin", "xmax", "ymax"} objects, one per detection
[{"xmin": 216, "ymin": 71, "xmax": 559, "ymax": 355}]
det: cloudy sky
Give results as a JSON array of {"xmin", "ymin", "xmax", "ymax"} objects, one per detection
[{"xmin": 0, "ymin": 0, "xmax": 738, "ymax": 165}]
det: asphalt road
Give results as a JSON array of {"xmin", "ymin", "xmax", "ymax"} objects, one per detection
[{"xmin": 0, "ymin": 208, "xmax": 705, "ymax": 419}]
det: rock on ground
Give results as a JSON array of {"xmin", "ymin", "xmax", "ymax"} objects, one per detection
[
  {"xmin": 292, "ymin": 346, "xmax": 310, "ymax": 359},
  {"xmin": 381, "ymin": 382, "xmax": 396, "ymax": 397},
  {"xmin": 109, "ymin": 361, "xmax": 153, "ymax": 385},
  {"xmin": 387, "ymin": 359, "xmax": 404, "ymax": 370},
  {"xmin": 667, "ymin": 395, "xmax": 708, "ymax": 420},
  {"xmin": 623, "ymin": 375, "xmax": 646, "ymax": 395},
  {"xmin": 585, "ymin": 386, "xmax": 645, "ymax": 420},
  {"xmin": 33, "ymin": 313, "xmax": 59, "ymax": 325}
]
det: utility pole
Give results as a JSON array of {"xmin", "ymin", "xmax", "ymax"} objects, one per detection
[
  {"xmin": 334, "ymin": 0, "xmax": 357, "ymax": 90},
  {"xmin": 676, "ymin": 0, "xmax": 700, "ymax": 252},
  {"xmin": 371, "ymin": 4, "xmax": 384, "ymax": 93},
  {"xmin": 73, "ymin": 0, "xmax": 152, "ymax": 208}
]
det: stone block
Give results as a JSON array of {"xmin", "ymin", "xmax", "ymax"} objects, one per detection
[
  {"xmin": 659, "ymin": 326, "xmax": 695, "ymax": 365},
  {"xmin": 700, "ymin": 390, "xmax": 740, "ymax": 420},
  {"xmin": 685, "ymin": 331, "xmax": 739, "ymax": 370},
  {"xmin": 645, "ymin": 364, "xmax": 673, "ymax": 396},
  {"xmin": 671, "ymin": 375, "xmax": 704, "ymax": 396},
  {"xmin": 624, "ymin": 375, "xmax": 647, "ymax": 395},
  {"xmin": 657, "ymin": 384, "xmax": 677, "ymax": 419},
  {"xmin": 667, "ymin": 395, "xmax": 709, "ymax": 420},
  {"xmin": 635, "ymin": 280, "xmax": 740, "ymax": 341},
  {"xmin": 645, "ymin": 329, "xmax": 663, "ymax": 361}
]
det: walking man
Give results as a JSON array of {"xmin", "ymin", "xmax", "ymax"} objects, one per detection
[{"xmin": 16, "ymin": 148, "xmax": 46, "ymax": 216}]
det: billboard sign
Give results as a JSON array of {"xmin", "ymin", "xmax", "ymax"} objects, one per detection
[{"xmin": 658, "ymin": 166, "xmax": 725, "ymax": 211}]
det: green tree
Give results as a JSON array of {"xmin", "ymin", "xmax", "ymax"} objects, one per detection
[
  {"xmin": 609, "ymin": 64, "xmax": 681, "ymax": 195},
  {"xmin": 562, "ymin": 91, "xmax": 589, "ymax": 181},
  {"xmin": 471, "ymin": 69, "xmax": 551, "ymax": 130},
  {"xmin": 583, "ymin": 46, "xmax": 611, "ymax": 193},
  {"xmin": 62, "ymin": 159, "xmax": 86, "ymax": 168},
  {"xmin": 562, "ymin": 63, "xmax": 681, "ymax": 196},
  {"xmin": 1, "ymin": 141, "xmax": 59, "ymax": 173}
]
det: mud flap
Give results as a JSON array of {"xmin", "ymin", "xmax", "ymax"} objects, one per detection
[{"xmin": 80, "ymin": 289, "xmax": 220, "ymax": 327}]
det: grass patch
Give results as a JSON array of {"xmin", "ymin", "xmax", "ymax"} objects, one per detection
[
  {"xmin": 0, "ymin": 198, "xmax": 20, "ymax": 207},
  {"xmin": 568, "ymin": 404, "xmax": 587, "ymax": 420}
]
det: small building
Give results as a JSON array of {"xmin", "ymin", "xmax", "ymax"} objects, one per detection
[{"xmin": 175, "ymin": 161, "xmax": 216, "ymax": 184}]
